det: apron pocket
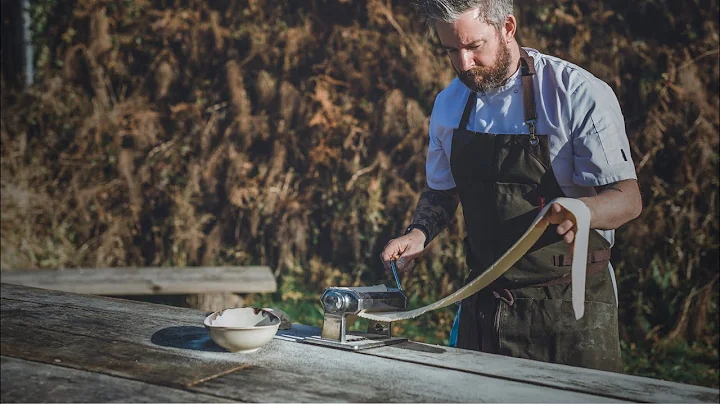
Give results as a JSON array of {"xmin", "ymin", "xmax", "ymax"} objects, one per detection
[
  {"xmin": 497, "ymin": 297, "xmax": 622, "ymax": 372},
  {"xmin": 493, "ymin": 183, "xmax": 538, "ymax": 222}
]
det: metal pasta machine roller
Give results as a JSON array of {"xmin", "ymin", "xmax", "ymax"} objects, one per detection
[{"xmin": 305, "ymin": 284, "xmax": 408, "ymax": 350}]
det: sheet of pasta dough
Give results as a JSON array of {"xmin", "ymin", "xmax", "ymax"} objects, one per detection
[{"xmin": 358, "ymin": 197, "xmax": 591, "ymax": 322}]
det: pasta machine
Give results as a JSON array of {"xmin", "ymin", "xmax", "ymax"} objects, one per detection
[{"xmin": 305, "ymin": 285, "xmax": 408, "ymax": 350}]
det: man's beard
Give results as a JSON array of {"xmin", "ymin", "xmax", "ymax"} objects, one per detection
[{"xmin": 456, "ymin": 41, "xmax": 512, "ymax": 93}]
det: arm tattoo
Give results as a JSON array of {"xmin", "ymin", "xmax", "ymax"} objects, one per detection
[
  {"xmin": 410, "ymin": 185, "xmax": 460, "ymax": 243},
  {"xmin": 596, "ymin": 183, "xmax": 624, "ymax": 194}
]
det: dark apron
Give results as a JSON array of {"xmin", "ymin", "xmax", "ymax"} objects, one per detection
[{"xmin": 453, "ymin": 49, "xmax": 622, "ymax": 372}]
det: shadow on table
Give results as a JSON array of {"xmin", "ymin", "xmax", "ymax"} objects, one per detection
[{"xmin": 151, "ymin": 326, "xmax": 225, "ymax": 352}]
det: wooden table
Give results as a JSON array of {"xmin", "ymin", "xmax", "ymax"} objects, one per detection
[
  {"xmin": 1, "ymin": 283, "xmax": 717, "ymax": 403},
  {"xmin": 1, "ymin": 266, "xmax": 277, "ymax": 295}
]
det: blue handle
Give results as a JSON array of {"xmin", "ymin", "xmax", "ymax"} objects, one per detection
[{"xmin": 390, "ymin": 259, "xmax": 403, "ymax": 292}]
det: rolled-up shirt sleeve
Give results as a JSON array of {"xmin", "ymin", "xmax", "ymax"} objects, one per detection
[{"xmin": 570, "ymin": 79, "xmax": 638, "ymax": 186}]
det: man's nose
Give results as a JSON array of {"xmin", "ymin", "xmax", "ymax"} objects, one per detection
[{"xmin": 458, "ymin": 49, "xmax": 475, "ymax": 71}]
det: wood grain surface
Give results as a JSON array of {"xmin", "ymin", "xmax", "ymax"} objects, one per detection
[
  {"xmin": 1, "ymin": 283, "xmax": 717, "ymax": 403},
  {"xmin": 0, "ymin": 266, "xmax": 276, "ymax": 295},
  {"xmin": 1, "ymin": 356, "xmax": 231, "ymax": 403}
]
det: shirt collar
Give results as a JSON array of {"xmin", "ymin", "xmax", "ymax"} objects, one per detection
[{"xmin": 484, "ymin": 67, "xmax": 522, "ymax": 96}]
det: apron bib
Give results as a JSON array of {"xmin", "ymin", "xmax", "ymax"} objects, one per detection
[{"xmin": 453, "ymin": 49, "xmax": 622, "ymax": 372}]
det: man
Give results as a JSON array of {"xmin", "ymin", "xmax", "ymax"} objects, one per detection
[{"xmin": 380, "ymin": 0, "xmax": 642, "ymax": 372}]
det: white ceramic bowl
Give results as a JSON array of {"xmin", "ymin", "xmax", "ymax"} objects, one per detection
[{"xmin": 204, "ymin": 307, "xmax": 280, "ymax": 353}]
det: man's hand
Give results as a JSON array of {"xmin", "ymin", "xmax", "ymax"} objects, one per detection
[
  {"xmin": 544, "ymin": 203, "xmax": 579, "ymax": 244},
  {"xmin": 380, "ymin": 229, "xmax": 427, "ymax": 273},
  {"xmin": 543, "ymin": 179, "xmax": 642, "ymax": 245}
]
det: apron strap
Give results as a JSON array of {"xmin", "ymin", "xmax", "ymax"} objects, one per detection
[
  {"xmin": 519, "ymin": 48, "xmax": 538, "ymax": 142},
  {"xmin": 459, "ymin": 91, "xmax": 477, "ymax": 130},
  {"xmin": 459, "ymin": 48, "xmax": 537, "ymax": 134},
  {"xmin": 552, "ymin": 249, "xmax": 611, "ymax": 267}
]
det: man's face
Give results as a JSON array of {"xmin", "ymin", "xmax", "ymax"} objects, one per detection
[{"xmin": 436, "ymin": 9, "xmax": 512, "ymax": 93}]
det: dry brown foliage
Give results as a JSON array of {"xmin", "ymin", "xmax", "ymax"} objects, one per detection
[{"xmin": 1, "ymin": 0, "xmax": 717, "ymax": 380}]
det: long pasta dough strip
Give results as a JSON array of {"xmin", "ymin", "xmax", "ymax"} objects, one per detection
[{"xmin": 358, "ymin": 197, "xmax": 591, "ymax": 322}]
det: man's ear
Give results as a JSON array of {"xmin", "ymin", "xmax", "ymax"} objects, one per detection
[{"xmin": 504, "ymin": 15, "xmax": 517, "ymax": 43}]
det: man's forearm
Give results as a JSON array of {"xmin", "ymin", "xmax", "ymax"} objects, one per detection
[
  {"xmin": 410, "ymin": 185, "xmax": 460, "ymax": 244},
  {"xmin": 579, "ymin": 179, "xmax": 642, "ymax": 230}
]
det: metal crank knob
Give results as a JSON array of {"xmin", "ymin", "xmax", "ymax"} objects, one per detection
[{"xmin": 322, "ymin": 291, "xmax": 347, "ymax": 313}]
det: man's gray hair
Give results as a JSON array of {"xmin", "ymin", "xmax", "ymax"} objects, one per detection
[{"xmin": 415, "ymin": 0, "xmax": 514, "ymax": 29}]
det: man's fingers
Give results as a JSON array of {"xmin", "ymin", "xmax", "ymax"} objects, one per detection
[
  {"xmin": 556, "ymin": 219, "xmax": 574, "ymax": 235},
  {"xmin": 380, "ymin": 237, "xmax": 423, "ymax": 272},
  {"xmin": 380, "ymin": 238, "xmax": 408, "ymax": 271},
  {"xmin": 395, "ymin": 256, "xmax": 415, "ymax": 273},
  {"xmin": 549, "ymin": 203, "xmax": 562, "ymax": 218},
  {"xmin": 381, "ymin": 254, "xmax": 400, "ymax": 271},
  {"xmin": 545, "ymin": 203, "xmax": 564, "ymax": 224},
  {"xmin": 380, "ymin": 247, "xmax": 397, "ymax": 271},
  {"xmin": 380, "ymin": 233, "xmax": 426, "ymax": 274},
  {"xmin": 545, "ymin": 203, "xmax": 578, "ymax": 244},
  {"xmin": 563, "ymin": 229, "xmax": 575, "ymax": 244}
]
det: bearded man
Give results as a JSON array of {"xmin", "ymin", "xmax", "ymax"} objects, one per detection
[{"xmin": 380, "ymin": 0, "xmax": 642, "ymax": 372}]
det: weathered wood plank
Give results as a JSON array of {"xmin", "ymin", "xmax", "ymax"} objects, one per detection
[
  {"xmin": 0, "ymin": 322, "xmax": 245, "ymax": 389},
  {"xmin": 0, "ymin": 266, "xmax": 276, "ymax": 295},
  {"xmin": 1, "ymin": 283, "xmax": 212, "ymax": 322},
  {"xmin": 2, "ymin": 284, "xmax": 716, "ymax": 403},
  {"xmin": 1, "ymin": 292, "xmax": 247, "ymax": 389},
  {"xmin": 0, "ymin": 285, "xmax": 619, "ymax": 403},
  {"xmin": 0, "ymin": 296, "xmax": 206, "ymax": 345},
  {"xmin": 188, "ymin": 339, "xmax": 620, "ymax": 403},
  {"xmin": 364, "ymin": 342, "xmax": 719, "ymax": 403},
  {"xmin": 192, "ymin": 364, "xmax": 393, "ymax": 402},
  {"xmin": 0, "ymin": 356, "xmax": 232, "ymax": 403},
  {"xmin": 277, "ymin": 325, "xmax": 720, "ymax": 403}
]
